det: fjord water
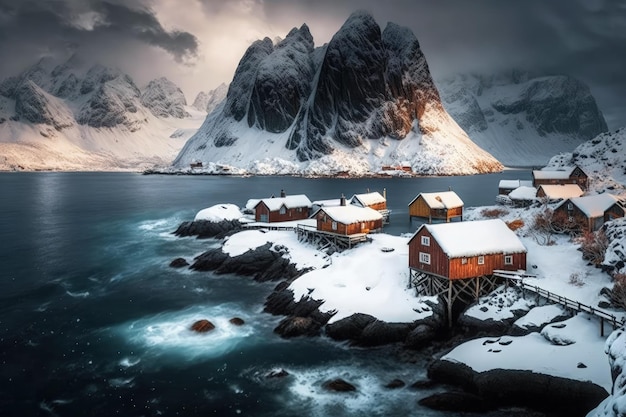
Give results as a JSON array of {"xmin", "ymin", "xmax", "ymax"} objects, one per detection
[{"xmin": 0, "ymin": 171, "xmax": 530, "ymax": 417}]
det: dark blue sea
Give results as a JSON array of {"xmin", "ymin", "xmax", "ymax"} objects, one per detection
[{"xmin": 0, "ymin": 171, "xmax": 532, "ymax": 417}]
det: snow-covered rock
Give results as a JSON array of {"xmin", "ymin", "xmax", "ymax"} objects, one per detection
[
  {"xmin": 173, "ymin": 11, "xmax": 503, "ymax": 176},
  {"xmin": 603, "ymin": 218, "xmax": 626, "ymax": 274},
  {"xmin": 437, "ymin": 71, "xmax": 608, "ymax": 167},
  {"xmin": 141, "ymin": 77, "xmax": 190, "ymax": 119}
]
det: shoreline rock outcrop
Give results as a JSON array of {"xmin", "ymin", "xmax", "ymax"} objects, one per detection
[{"xmin": 426, "ymin": 358, "xmax": 608, "ymax": 416}]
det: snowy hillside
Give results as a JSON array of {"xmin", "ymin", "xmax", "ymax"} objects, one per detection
[
  {"xmin": 172, "ymin": 11, "xmax": 503, "ymax": 176},
  {"xmin": 0, "ymin": 56, "xmax": 204, "ymax": 171},
  {"xmin": 437, "ymin": 72, "xmax": 608, "ymax": 167},
  {"xmin": 545, "ymin": 127, "xmax": 626, "ymax": 194}
]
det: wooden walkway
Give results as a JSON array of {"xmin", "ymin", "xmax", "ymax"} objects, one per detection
[{"xmin": 495, "ymin": 270, "xmax": 625, "ymax": 336}]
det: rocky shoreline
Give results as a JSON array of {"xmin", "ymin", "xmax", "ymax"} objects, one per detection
[{"xmin": 171, "ymin": 218, "xmax": 609, "ymax": 416}]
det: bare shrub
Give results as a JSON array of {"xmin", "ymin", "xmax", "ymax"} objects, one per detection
[
  {"xmin": 506, "ymin": 219, "xmax": 525, "ymax": 231},
  {"xmin": 580, "ymin": 230, "xmax": 609, "ymax": 266},
  {"xmin": 481, "ymin": 208, "xmax": 509, "ymax": 218},
  {"xmin": 609, "ymin": 273, "xmax": 626, "ymax": 310}
]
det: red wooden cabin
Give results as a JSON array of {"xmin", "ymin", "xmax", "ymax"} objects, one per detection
[{"xmin": 408, "ymin": 219, "xmax": 527, "ymax": 280}]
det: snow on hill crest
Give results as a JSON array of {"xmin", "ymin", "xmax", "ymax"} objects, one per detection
[{"xmin": 191, "ymin": 83, "xmax": 228, "ymax": 114}]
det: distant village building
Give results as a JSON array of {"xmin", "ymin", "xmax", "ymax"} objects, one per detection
[
  {"xmin": 252, "ymin": 190, "xmax": 312, "ymax": 223},
  {"xmin": 508, "ymin": 186, "xmax": 538, "ymax": 207},
  {"xmin": 536, "ymin": 184, "xmax": 584, "ymax": 201},
  {"xmin": 532, "ymin": 166, "xmax": 588, "ymax": 190},
  {"xmin": 498, "ymin": 179, "xmax": 533, "ymax": 196},
  {"xmin": 350, "ymin": 190, "xmax": 390, "ymax": 223},
  {"xmin": 554, "ymin": 193, "xmax": 625, "ymax": 232},
  {"xmin": 190, "ymin": 161, "xmax": 203, "ymax": 169},
  {"xmin": 408, "ymin": 191, "xmax": 463, "ymax": 223},
  {"xmin": 408, "ymin": 219, "xmax": 527, "ymax": 280}
]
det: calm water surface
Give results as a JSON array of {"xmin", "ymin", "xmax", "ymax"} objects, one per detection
[{"xmin": 0, "ymin": 171, "xmax": 531, "ymax": 417}]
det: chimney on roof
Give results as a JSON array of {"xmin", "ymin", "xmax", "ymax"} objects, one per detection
[
  {"xmin": 340, "ymin": 194, "xmax": 346, "ymax": 206},
  {"xmin": 280, "ymin": 189, "xmax": 286, "ymax": 198}
]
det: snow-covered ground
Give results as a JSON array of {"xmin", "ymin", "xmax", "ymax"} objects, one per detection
[{"xmin": 192, "ymin": 200, "xmax": 625, "ymax": 395}]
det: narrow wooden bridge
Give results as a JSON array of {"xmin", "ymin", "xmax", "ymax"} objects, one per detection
[{"xmin": 495, "ymin": 270, "xmax": 625, "ymax": 336}]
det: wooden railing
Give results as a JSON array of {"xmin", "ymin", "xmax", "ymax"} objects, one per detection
[
  {"xmin": 518, "ymin": 282, "xmax": 625, "ymax": 331},
  {"xmin": 493, "ymin": 270, "xmax": 625, "ymax": 334}
]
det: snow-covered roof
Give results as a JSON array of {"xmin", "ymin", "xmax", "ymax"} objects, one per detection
[
  {"xmin": 508, "ymin": 186, "xmax": 537, "ymax": 200},
  {"xmin": 350, "ymin": 191, "xmax": 386, "ymax": 207},
  {"xmin": 499, "ymin": 179, "xmax": 533, "ymax": 189},
  {"xmin": 408, "ymin": 191, "xmax": 463, "ymax": 208},
  {"xmin": 319, "ymin": 205, "xmax": 383, "ymax": 224},
  {"xmin": 532, "ymin": 166, "xmax": 578, "ymax": 180},
  {"xmin": 245, "ymin": 198, "xmax": 260, "ymax": 210},
  {"xmin": 538, "ymin": 184, "xmax": 584, "ymax": 200},
  {"xmin": 256, "ymin": 194, "xmax": 312, "ymax": 211},
  {"xmin": 562, "ymin": 193, "xmax": 620, "ymax": 218},
  {"xmin": 412, "ymin": 219, "xmax": 527, "ymax": 257}
]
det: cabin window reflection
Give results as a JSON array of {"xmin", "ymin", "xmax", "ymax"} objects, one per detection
[
  {"xmin": 279, "ymin": 206, "xmax": 286, "ymax": 215},
  {"xmin": 421, "ymin": 236, "xmax": 430, "ymax": 246},
  {"xmin": 419, "ymin": 252, "xmax": 431, "ymax": 265},
  {"xmin": 504, "ymin": 255, "xmax": 513, "ymax": 265},
  {"xmin": 478, "ymin": 256, "xmax": 485, "ymax": 265}
]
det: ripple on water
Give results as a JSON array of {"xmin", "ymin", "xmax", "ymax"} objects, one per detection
[{"xmin": 119, "ymin": 304, "xmax": 255, "ymax": 361}]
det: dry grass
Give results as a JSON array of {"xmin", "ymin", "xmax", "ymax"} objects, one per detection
[
  {"xmin": 481, "ymin": 208, "xmax": 509, "ymax": 218},
  {"xmin": 506, "ymin": 219, "xmax": 525, "ymax": 231}
]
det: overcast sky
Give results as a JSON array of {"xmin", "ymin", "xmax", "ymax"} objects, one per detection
[{"xmin": 0, "ymin": 0, "xmax": 624, "ymax": 128}]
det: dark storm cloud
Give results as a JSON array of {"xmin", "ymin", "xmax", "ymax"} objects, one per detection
[{"xmin": 0, "ymin": 0, "xmax": 198, "ymax": 76}]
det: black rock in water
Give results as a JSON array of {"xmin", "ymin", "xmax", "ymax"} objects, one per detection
[
  {"xmin": 169, "ymin": 258, "xmax": 189, "ymax": 268},
  {"xmin": 173, "ymin": 219, "xmax": 243, "ymax": 239},
  {"xmin": 274, "ymin": 316, "xmax": 321, "ymax": 338}
]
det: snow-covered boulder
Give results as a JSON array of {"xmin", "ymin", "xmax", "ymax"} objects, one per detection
[
  {"xmin": 194, "ymin": 204, "xmax": 243, "ymax": 222},
  {"xmin": 604, "ymin": 218, "xmax": 626, "ymax": 274}
]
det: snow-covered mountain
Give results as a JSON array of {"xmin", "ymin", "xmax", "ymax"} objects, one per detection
[
  {"xmin": 172, "ymin": 11, "xmax": 503, "ymax": 176},
  {"xmin": 0, "ymin": 56, "xmax": 204, "ymax": 171},
  {"xmin": 141, "ymin": 77, "xmax": 190, "ymax": 119},
  {"xmin": 191, "ymin": 83, "xmax": 228, "ymax": 114},
  {"xmin": 437, "ymin": 71, "xmax": 608, "ymax": 167}
]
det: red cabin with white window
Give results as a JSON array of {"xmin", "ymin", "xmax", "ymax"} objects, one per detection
[{"xmin": 408, "ymin": 219, "xmax": 527, "ymax": 280}]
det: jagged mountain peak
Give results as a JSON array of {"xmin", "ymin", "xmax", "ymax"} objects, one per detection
[{"xmin": 140, "ymin": 77, "xmax": 189, "ymax": 119}]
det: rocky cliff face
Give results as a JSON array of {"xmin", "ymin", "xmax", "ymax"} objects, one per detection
[
  {"xmin": 14, "ymin": 80, "xmax": 74, "ymax": 131},
  {"xmin": 141, "ymin": 77, "xmax": 189, "ymax": 119},
  {"xmin": 174, "ymin": 11, "xmax": 503, "ymax": 175}
]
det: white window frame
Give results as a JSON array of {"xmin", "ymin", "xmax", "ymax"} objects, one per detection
[
  {"xmin": 331, "ymin": 221, "xmax": 337, "ymax": 230},
  {"xmin": 504, "ymin": 255, "xmax": 513, "ymax": 265},
  {"xmin": 421, "ymin": 236, "xmax": 430, "ymax": 246},
  {"xmin": 419, "ymin": 252, "xmax": 431, "ymax": 265},
  {"xmin": 478, "ymin": 255, "xmax": 485, "ymax": 265}
]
